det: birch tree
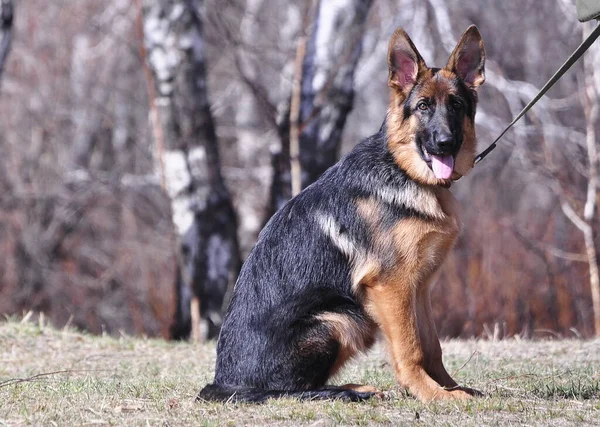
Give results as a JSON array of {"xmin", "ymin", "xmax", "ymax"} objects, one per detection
[
  {"xmin": 142, "ymin": 0, "xmax": 240, "ymax": 340},
  {"xmin": 269, "ymin": 0, "xmax": 374, "ymax": 215}
]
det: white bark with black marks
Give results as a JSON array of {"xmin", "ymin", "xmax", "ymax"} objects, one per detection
[
  {"xmin": 143, "ymin": 0, "xmax": 240, "ymax": 340},
  {"xmin": 269, "ymin": 0, "xmax": 373, "ymax": 215},
  {"xmin": 298, "ymin": 0, "xmax": 373, "ymax": 187}
]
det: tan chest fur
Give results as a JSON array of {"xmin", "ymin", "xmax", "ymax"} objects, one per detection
[
  {"xmin": 388, "ymin": 188, "xmax": 459, "ymax": 287},
  {"xmin": 356, "ymin": 187, "xmax": 460, "ymax": 291}
]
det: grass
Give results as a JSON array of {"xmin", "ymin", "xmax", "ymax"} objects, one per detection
[{"xmin": 1, "ymin": 317, "xmax": 599, "ymax": 426}]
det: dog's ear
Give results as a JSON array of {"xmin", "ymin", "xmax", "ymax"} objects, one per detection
[
  {"xmin": 446, "ymin": 25, "xmax": 486, "ymax": 89},
  {"xmin": 387, "ymin": 28, "xmax": 427, "ymax": 93}
]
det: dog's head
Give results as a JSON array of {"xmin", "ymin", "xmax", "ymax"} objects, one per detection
[{"xmin": 386, "ymin": 26, "xmax": 485, "ymax": 186}]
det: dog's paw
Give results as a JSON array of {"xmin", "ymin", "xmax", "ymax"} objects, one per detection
[
  {"xmin": 439, "ymin": 386, "xmax": 484, "ymax": 400},
  {"xmin": 338, "ymin": 384, "xmax": 385, "ymax": 400}
]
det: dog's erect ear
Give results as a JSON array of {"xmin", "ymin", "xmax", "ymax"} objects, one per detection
[
  {"xmin": 387, "ymin": 28, "xmax": 427, "ymax": 93},
  {"xmin": 446, "ymin": 25, "xmax": 486, "ymax": 89}
]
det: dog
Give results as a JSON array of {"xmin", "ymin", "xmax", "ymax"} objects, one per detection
[{"xmin": 197, "ymin": 25, "xmax": 485, "ymax": 403}]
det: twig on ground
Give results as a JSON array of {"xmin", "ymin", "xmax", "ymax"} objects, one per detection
[
  {"xmin": 0, "ymin": 369, "xmax": 110, "ymax": 389},
  {"xmin": 451, "ymin": 350, "xmax": 479, "ymax": 377}
]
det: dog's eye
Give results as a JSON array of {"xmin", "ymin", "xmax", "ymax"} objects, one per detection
[
  {"xmin": 452, "ymin": 99, "xmax": 464, "ymax": 110},
  {"xmin": 417, "ymin": 101, "xmax": 428, "ymax": 111}
]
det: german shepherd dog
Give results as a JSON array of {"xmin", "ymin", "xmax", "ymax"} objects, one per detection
[{"xmin": 198, "ymin": 25, "xmax": 485, "ymax": 403}]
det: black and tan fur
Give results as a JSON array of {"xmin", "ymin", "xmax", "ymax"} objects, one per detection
[{"xmin": 198, "ymin": 26, "xmax": 486, "ymax": 403}]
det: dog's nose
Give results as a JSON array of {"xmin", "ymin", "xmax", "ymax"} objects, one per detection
[{"xmin": 435, "ymin": 134, "xmax": 454, "ymax": 152}]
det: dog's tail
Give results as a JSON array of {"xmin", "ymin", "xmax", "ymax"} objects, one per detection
[{"xmin": 196, "ymin": 383, "xmax": 375, "ymax": 403}]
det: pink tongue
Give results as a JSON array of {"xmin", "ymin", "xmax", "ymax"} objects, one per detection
[{"xmin": 431, "ymin": 155, "xmax": 454, "ymax": 180}]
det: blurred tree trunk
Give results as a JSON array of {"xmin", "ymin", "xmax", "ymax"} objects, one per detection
[
  {"xmin": 70, "ymin": 35, "xmax": 115, "ymax": 171},
  {"xmin": 0, "ymin": 0, "xmax": 13, "ymax": 192},
  {"xmin": 268, "ymin": 0, "xmax": 373, "ymax": 216},
  {"xmin": 580, "ymin": 20, "xmax": 600, "ymax": 337},
  {"xmin": 70, "ymin": 7, "xmax": 137, "ymax": 174},
  {"xmin": 142, "ymin": 0, "xmax": 240, "ymax": 341},
  {"xmin": 234, "ymin": 0, "xmax": 265, "ymax": 166},
  {"xmin": 0, "ymin": 0, "xmax": 13, "ymax": 83}
]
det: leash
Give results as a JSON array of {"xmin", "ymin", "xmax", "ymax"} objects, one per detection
[{"xmin": 474, "ymin": 21, "xmax": 600, "ymax": 165}]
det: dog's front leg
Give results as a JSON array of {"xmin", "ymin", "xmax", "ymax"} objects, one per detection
[
  {"xmin": 365, "ymin": 281, "xmax": 474, "ymax": 402},
  {"xmin": 415, "ymin": 284, "xmax": 457, "ymax": 388},
  {"xmin": 416, "ymin": 283, "xmax": 483, "ymax": 397}
]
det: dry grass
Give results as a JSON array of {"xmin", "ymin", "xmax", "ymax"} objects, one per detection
[{"xmin": 1, "ymin": 317, "xmax": 599, "ymax": 426}]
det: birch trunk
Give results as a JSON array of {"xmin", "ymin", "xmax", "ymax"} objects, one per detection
[
  {"xmin": 297, "ymin": 0, "xmax": 373, "ymax": 186},
  {"xmin": 143, "ymin": 0, "xmax": 240, "ymax": 341},
  {"xmin": 268, "ymin": 0, "xmax": 373, "ymax": 214}
]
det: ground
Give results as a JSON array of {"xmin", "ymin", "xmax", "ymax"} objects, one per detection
[{"xmin": 0, "ymin": 317, "xmax": 599, "ymax": 426}]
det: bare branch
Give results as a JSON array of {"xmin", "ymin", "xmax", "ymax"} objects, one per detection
[
  {"xmin": 289, "ymin": 2, "xmax": 313, "ymax": 197},
  {"xmin": 559, "ymin": 196, "xmax": 589, "ymax": 234}
]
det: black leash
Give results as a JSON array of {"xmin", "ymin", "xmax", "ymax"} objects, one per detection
[{"xmin": 474, "ymin": 21, "xmax": 600, "ymax": 165}]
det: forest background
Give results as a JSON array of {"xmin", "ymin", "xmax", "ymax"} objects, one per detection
[{"xmin": 1, "ymin": 0, "xmax": 600, "ymax": 341}]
